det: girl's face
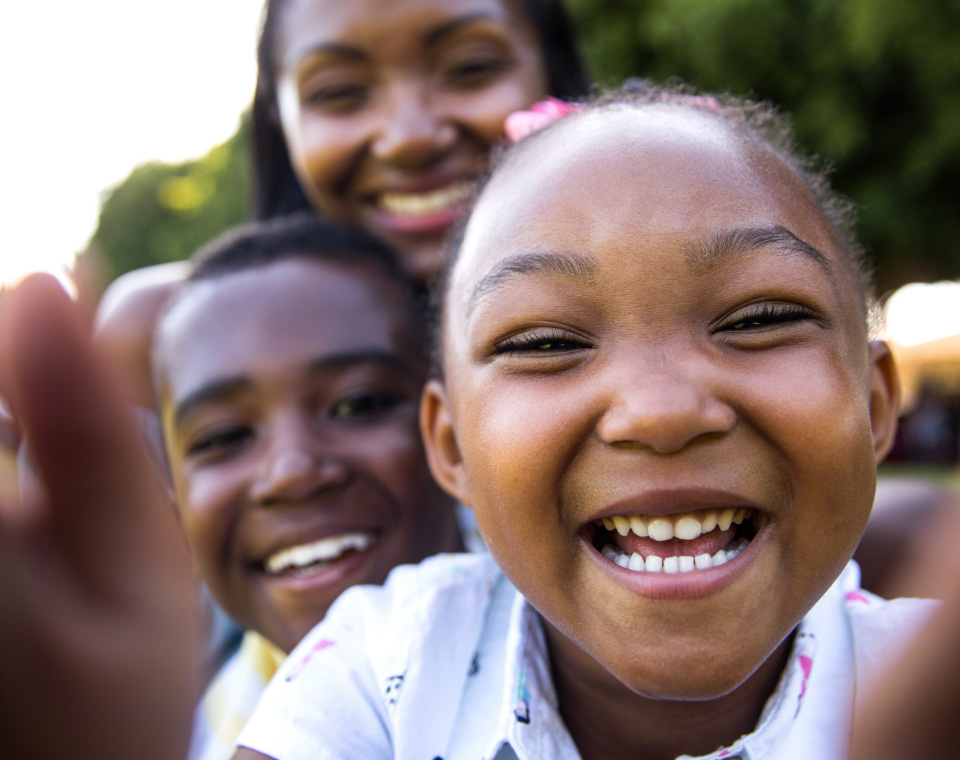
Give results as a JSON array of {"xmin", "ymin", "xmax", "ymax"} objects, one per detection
[
  {"xmin": 423, "ymin": 108, "xmax": 899, "ymax": 703},
  {"xmin": 273, "ymin": 0, "xmax": 549, "ymax": 283}
]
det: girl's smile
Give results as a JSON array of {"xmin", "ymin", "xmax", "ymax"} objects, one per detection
[{"xmin": 422, "ymin": 104, "xmax": 899, "ymax": 719}]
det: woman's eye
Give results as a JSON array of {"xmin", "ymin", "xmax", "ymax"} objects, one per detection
[
  {"xmin": 186, "ymin": 427, "xmax": 252, "ymax": 459},
  {"xmin": 720, "ymin": 303, "xmax": 814, "ymax": 332},
  {"xmin": 302, "ymin": 83, "xmax": 368, "ymax": 111},
  {"xmin": 331, "ymin": 392, "xmax": 400, "ymax": 419},
  {"xmin": 444, "ymin": 57, "xmax": 509, "ymax": 87}
]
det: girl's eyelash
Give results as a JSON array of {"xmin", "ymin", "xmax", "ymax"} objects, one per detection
[
  {"xmin": 494, "ymin": 329, "xmax": 589, "ymax": 354},
  {"xmin": 721, "ymin": 303, "xmax": 814, "ymax": 331}
]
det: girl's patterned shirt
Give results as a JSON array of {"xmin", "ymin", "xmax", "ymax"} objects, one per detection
[{"xmin": 238, "ymin": 553, "xmax": 936, "ymax": 760}]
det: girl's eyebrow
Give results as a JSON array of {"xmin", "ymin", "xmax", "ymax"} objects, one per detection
[
  {"xmin": 467, "ymin": 252, "xmax": 597, "ymax": 317},
  {"xmin": 686, "ymin": 225, "xmax": 833, "ymax": 275}
]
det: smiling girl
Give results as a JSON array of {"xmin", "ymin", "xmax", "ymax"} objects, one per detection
[{"xmin": 231, "ymin": 84, "xmax": 936, "ymax": 760}]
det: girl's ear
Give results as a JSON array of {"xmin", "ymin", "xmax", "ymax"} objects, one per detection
[
  {"xmin": 868, "ymin": 341, "xmax": 901, "ymax": 462},
  {"xmin": 420, "ymin": 379, "xmax": 471, "ymax": 506}
]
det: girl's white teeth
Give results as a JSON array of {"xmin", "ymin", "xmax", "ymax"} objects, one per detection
[
  {"xmin": 377, "ymin": 182, "xmax": 470, "ymax": 215},
  {"xmin": 601, "ymin": 539, "xmax": 750, "ymax": 574},
  {"xmin": 264, "ymin": 532, "xmax": 374, "ymax": 575},
  {"xmin": 600, "ymin": 508, "xmax": 750, "ymax": 542}
]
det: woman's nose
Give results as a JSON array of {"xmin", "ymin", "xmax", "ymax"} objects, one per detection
[
  {"xmin": 250, "ymin": 423, "xmax": 349, "ymax": 505},
  {"xmin": 370, "ymin": 84, "xmax": 457, "ymax": 168},
  {"xmin": 596, "ymin": 361, "xmax": 736, "ymax": 454}
]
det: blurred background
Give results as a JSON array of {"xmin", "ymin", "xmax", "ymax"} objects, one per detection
[{"xmin": 3, "ymin": 0, "xmax": 959, "ymax": 469}]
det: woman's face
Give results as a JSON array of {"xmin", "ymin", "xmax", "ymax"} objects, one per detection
[{"xmin": 273, "ymin": 0, "xmax": 549, "ymax": 283}]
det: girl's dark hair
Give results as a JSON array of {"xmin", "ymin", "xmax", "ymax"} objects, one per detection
[{"xmin": 249, "ymin": 0, "xmax": 591, "ymax": 220}]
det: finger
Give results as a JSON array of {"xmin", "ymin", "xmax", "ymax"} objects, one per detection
[{"xmin": 0, "ymin": 273, "xmax": 187, "ymax": 597}]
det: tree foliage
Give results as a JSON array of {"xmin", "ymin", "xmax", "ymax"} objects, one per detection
[
  {"xmin": 94, "ymin": 2, "xmax": 960, "ymax": 292},
  {"xmin": 92, "ymin": 117, "xmax": 250, "ymax": 280},
  {"xmin": 566, "ymin": 0, "xmax": 960, "ymax": 292}
]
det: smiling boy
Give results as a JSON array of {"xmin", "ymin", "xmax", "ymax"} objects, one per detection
[
  {"xmin": 233, "ymin": 89, "xmax": 935, "ymax": 760},
  {"xmin": 153, "ymin": 214, "xmax": 463, "ymax": 758}
]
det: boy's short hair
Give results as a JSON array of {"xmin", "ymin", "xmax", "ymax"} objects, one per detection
[
  {"xmin": 154, "ymin": 213, "xmax": 424, "ymax": 391},
  {"xmin": 187, "ymin": 211, "xmax": 407, "ymax": 286}
]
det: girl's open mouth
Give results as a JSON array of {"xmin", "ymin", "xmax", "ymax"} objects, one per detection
[{"xmin": 590, "ymin": 508, "xmax": 759, "ymax": 574}]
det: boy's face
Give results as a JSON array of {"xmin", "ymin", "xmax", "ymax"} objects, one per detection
[
  {"xmin": 159, "ymin": 258, "xmax": 456, "ymax": 653},
  {"xmin": 423, "ymin": 108, "xmax": 898, "ymax": 699}
]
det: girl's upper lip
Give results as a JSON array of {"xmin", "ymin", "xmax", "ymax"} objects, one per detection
[
  {"xmin": 248, "ymin": 522, "xmax": 381, "ymax": 565},
  {"xmin": 592, "ymin": 488, "xmax": 761, "ymax": 522}
]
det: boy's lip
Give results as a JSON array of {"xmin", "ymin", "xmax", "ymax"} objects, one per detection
[{"xmin": 249, "ymin": 523, "xmax": 382, "ymax": 571}]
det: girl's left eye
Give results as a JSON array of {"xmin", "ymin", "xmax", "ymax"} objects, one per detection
[
  {"xmin": 330, "ymin": 392, "xmax": 400, "ymax": 419},
  {"xmin": 719, "ymin": 303, "xmax": 815, "ymax": 332}
]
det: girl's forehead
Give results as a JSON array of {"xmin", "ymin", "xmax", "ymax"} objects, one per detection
[{"xmin": 450, "ymin": 107, "xmax": 842, "ymax": 297}]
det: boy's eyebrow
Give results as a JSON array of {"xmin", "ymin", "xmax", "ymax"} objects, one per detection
[
  {"xmin": 304, "ymin": 349, "xmax": 418, "ymax": 377},
  {"xmin": 467, "ymin": 252, "xmax": 597, "ymax": 317},
  {"xmin": 172, "ymin": 350, "xmax": 418, "ymax": 428},
  {"xmin": 686, "ymin": 225, "xmax": 833, "ymax": 275},
  {"xmin": 173, "ymin": 377, "xmax": 252, "ymax": 429}
]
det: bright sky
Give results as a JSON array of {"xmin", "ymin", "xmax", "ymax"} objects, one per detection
[{"xmin": 0, "ymin": 0, "xmax": 264, "ymax": 287}]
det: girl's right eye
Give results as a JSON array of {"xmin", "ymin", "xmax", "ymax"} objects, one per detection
[
  {"xmin": 494, "ymin": 328, "xmax": 591, "ymax": 355},
  {"xmin": 186, "ymin": 427, "xmax": 253, "ymax": 460}
]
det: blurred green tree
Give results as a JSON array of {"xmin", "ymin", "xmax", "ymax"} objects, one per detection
[
  {"xmin": 94, "ymin": 2, "xmax": 959, "ymax": 292},
  {"xmin": 566, "ymin": 0, "xmax": 960, "ymax": 292},
  {"xmin": 92, "ymin": 116, "xmax": 250, "ymax": 280}
]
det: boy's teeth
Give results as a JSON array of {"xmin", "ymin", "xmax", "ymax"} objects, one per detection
[
  {"xmin": 264, "ymin": 532, "xmax": 374, "ymax": 575},
  {"xmin": 601, "ymin": 539, "xmax": 750, "ymax": 574},
  {"xmin": 597, "ymin": 508, "xmax": 751, "ymax": 542},
  {"xmin": 377, "ymin": 182, "xmax": 470, "ymax": 215}
]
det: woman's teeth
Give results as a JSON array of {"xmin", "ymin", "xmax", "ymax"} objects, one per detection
[
  {"xmin": 601, "ymin": 538, "xmax": 749, "ymax": 574},
  {"xmin": 377, "ymin": 182, "xmax": 470, "ymax": 216},
  {"xmin": 264, "ymin": 532, "xmax": 374, "ymax": 575},
  {"xmin": 600, "ymin": 507, "xmax": 750, "ymax": 541}
]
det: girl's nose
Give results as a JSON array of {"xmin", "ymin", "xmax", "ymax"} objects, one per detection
[
  {"xmin": 370, "ymin": 85, "xmax": 457, "ymax": 169},
  {"xmin": 596, "ymin": 363, "xmax": 736, "ymax": 454},
  {"xmin": 250, "ymin": 424, "xmax": 349, "ymax": 505}
]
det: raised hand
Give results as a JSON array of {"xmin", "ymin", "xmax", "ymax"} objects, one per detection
[{"xmin": 0, "ymin": 274, "xmax": 202, "ymax": 760}]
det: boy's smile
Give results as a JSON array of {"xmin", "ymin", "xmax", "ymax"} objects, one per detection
[
  {"xmin": 159, "ymin": 258, "xmax": 459, "ymax": 653},
  {"xmin": 423, "ymin": 105, "xmax": 898, "ymax": 716}
]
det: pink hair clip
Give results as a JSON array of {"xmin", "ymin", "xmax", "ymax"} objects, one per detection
[{"xmin": 504, "ymin": 97, "xmax": 581, "ymax": 143}]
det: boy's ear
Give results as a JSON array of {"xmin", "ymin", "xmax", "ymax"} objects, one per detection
[
  {"xmin": 420, "ymin": 379, "xmax": 471, "ymax": 506},
  {"xmin": 867, "ymin": 341, "xmax": 900, "ymax": 463}
]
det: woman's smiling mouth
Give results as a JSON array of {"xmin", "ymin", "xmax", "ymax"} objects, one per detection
[{"xmin": 369, "ymin": 181, "xmax": 472, "ymax": 233}]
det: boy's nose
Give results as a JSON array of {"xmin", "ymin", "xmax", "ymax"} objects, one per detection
[
  {"xmin": 370, "ymin": 84, "xmax": 457, "ymax": 169},
  {"xmin": 250, "ymin": 426, "xmax": 349, "ymax": 505},
  {"xmin": 596, "ymin": 363, "xmax": 735, "ymax": 454}
]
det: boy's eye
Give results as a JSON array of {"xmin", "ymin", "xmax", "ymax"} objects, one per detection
[
  {"xmin": 186, "ymin": 426, "xmax": 253, "ymax": 460},
  {"xmin": 331, "ymin": 392, "xmax": 400, "ymax": 419}
]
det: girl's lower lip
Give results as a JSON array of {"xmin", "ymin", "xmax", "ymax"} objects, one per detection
[{"xmin": 583, "ymin": 525, "xmax": 767, "ymax": 601}]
